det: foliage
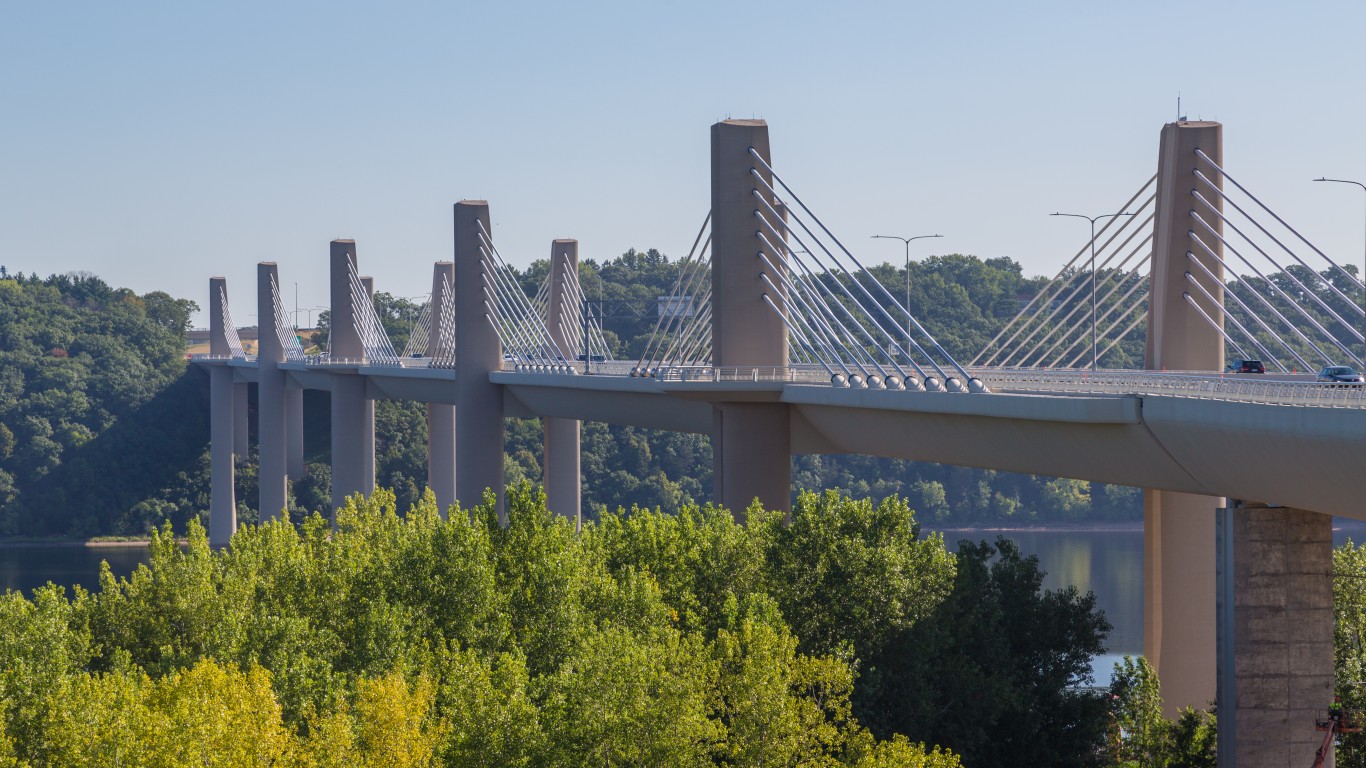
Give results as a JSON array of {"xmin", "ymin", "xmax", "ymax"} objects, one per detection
[
  {"xmin": 0, "ymin": 271, "xmax": 202, "ymax": 536},
  {"xmin": 0, "ymin": 487, "xmax": 965, "ymax": 766},
  {"xmin": 854, "ymin": 537, "xmax": 1112, "ymax": 768},
  {"xmin": 1336, "ymin": 540, "xmax": 1366, "ymax": 767},
  {"xmin": 1105, "ymin": 656, "xmax": 1216, "ymax": 768}
]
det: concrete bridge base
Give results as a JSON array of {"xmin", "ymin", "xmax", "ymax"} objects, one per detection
[{"xmin": 1218, "ymin": 503, "xmax": 1335, "ymax": 768}]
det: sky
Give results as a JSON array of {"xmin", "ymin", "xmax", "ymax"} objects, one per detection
[{"xmin": 3, "ymin": 1, "xmax": 1366, "ymax": 327}]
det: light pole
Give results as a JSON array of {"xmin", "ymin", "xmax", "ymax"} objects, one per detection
[
  {"xmin": 871, "ymin": 234, "xmax": 943, "ymax": 360},
  {"xmin": 1313, "ymin": 177, "xmax": 1366, "ymax": 363},
  {"xmin": 1050, "ymin": 212, "xmax": 1135, "ymax": 370}
]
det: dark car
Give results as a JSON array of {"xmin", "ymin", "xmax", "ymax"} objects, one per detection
[
  {"xmin": 1227, "ymin": 359, "xmax": 1266, "ymax": 374},
  {"xmin": 1317, "ymin": 365, "xmax": 1365, "ymax": 384}
]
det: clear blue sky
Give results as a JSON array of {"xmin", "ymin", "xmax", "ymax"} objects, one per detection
[{"xmin": 3, "ymin": 1, "xmax": 1365, "ymax": 326}]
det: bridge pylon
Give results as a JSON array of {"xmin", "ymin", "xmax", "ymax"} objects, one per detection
[
  {"xmin": 328, "ymin": 240, "xmax": 376, "ymax": 513},
  {"xmin": 1145, "ymin": 120, "xmax": 1225, "ymax": 716},
  {"xmin": 208, "ymin": 276, "xmax": 238, "ymax": 547},
  {"xmin": 427, "ymin": 261, "xmax": 457, "ymax": 515},
  {"xmin": 256, "ymin": 262, "xmax": 289, "ymax": 522},
  {"xmin": 454, "ymin": 201, "xmax": 505, "ymax": 520},
  {"xmin": 544, "ymin": 240, "xmax": 582, "ymax": 527},
  {"xmin": 710, "ymin": 119, "xmax": 791, "ymax": 517}
]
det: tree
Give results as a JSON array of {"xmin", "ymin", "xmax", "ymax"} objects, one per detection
[{"xmin": 857, "ymin": 537, "xmax": 1111, "ymax": 768}]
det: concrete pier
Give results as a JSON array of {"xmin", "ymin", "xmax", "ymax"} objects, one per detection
[
  {"xmin": 454, "ymin": 201, "xmax": 505, "ymax": 519},
  {"xmin": 709, "ymin": 119, "xmax": 791, "ymax": 516},
  {"xmin": 543, "ymin": 239, "xmax": 582, "ymax": 527},
  {"xmin": 1145, "ymin": 120, "xmax": 1225, "ymax": 713},
  {"xmin": 256, "ymin": 262, "xmax": 288, "ymax": 521},
  {"xmin": 329, "ymin": 240, "xmax": 375, "ymax": 512},
  {"xmin": 1218, "ymin": 504, "xmax": 1335, "ymax": 768},
  {"xmin": 427, "ymin": 261, "xmax": 457, "ymax": 514},
  {"xmin": 208, "ymin": 277, "xmax": 237, "ymax": 547}
]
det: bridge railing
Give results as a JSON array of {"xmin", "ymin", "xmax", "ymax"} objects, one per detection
[
  {"xmin": 973, "ymin": 368, "xmax": 1366, "ymax": 408},
  {"xmin": 190, "ymin": 354, "xmax": 255, "ymax": 362}
]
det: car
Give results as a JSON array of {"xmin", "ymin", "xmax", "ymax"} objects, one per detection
[
  {"xmin": 1317, "ymin": 365, "xmax": 1365, "ymax": 384},
  {"xmin": 1227, "ymin": 359, "xmax": 1266, "ymax": 374}
]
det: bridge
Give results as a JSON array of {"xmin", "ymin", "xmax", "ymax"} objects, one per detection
[{"xmin": 194, "ymin": 119, "xmax": 1366, "ymax": 767}]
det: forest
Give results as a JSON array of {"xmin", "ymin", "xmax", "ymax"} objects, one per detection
[
  {"xmin": 0, "ymin": 484, "xmax": 1186, "ymax": 767},
  {"xmin": 0, "ymin": 253, "xmax": 1142, "ymax": 538}
]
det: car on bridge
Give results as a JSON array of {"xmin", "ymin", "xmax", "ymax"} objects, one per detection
[
  {"xmin": 1227, "ymin": 359, "xmax": 1266, "ymax": 374},
  {"xmin": 1316, "ymin": 365, "xmax": 1365, "ymax": 384}
]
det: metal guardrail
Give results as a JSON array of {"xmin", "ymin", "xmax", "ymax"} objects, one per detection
[
  {"xmin": 189, "ymin": 354, "xmax": 254, "ymax": 362},
  {"xmin": 973, "ymin": 368, "xmax": 1366, "ymax": 408}
]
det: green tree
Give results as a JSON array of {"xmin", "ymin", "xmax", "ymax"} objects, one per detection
[{"xmin": 857, "ymin": 537, "xmax": 1111, "ymax": 768}]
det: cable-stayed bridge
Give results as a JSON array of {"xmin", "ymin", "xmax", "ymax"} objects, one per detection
[{"xmin": 194, "ymin": 119, "xmax": 1364, "ymax": 766}]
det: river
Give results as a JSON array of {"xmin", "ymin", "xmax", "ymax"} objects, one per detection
[{"xmin": 6, "ymin": 523, "xmax": 1366, "ymax": 686}]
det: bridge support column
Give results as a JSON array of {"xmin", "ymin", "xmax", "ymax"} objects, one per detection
[
  {"xmin": 1145, "ymin": 120, "xmax": 1226, "ymax": 714},
  {"xmin": 427, "ymin": 261, "xmax": 457, "ymax": 514},
  {"xmin": 454, "ymin": 201, "xmax": 505, "ymax": 520},
  {"xmin": 709, "ymin": 119, "xmax": 791, "ymax": 517},
  {"xmin": 257, "ymin": 262, "xmax": 289, "ymax": 522},
  {"xmin": 285, "ymin": 388, "xmax": 304, "ymax": 480},
  {"xmin": 1217, "ymin": 503, "xmax": 1334, "ymax": 768},
  {"xmin": 232, "ymin": 382, "xmax": 249, "ymax": 457},
  {"xmin": 208, "ymin": 276, "xmax": 237, "ymax": 547},
  {"xmin": 328, "ymin": 240, "xmax": 375, "ymax": 513},
  {"xmin": 544, "ymin": 240, "xmax": 582, "ymax": 527}
]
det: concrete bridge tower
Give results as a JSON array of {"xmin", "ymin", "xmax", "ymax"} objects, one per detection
[
  {"xmin": 427, "ymin": 261, "xmax": 457, "ymax": 514},
  {"xmin": 328, "ymin": 240, "xmax": 376, "ymax": 512},
  {"xmin": 208, "ymin": 276, "xmax": 237, "ymax": 547},
  {"xmin": 1145, "ymin": 121, "xmax": 1225, "ymax": 712},
  {"xmin": 454, "ymin": 201, "xmax": 505, "ymax": 519},
  {"xmin": 544, "ymin": 239, "xmax": 582, "ymax": 527},
  {"xmin": 710, "ymin": 119, "xmax": 792, "ymax": 516},
  {"xmin": 256, "ymin": 262, "xmax": 288, "ymax": 521}
]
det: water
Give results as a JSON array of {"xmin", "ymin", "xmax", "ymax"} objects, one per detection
[{"xmin": 0, "ymin": 544, "xmax": 151, "ymax": 596}]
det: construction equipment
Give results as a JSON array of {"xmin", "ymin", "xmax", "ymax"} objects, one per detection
[{"xmin": 1312, "ymin": 708, "xmax": 1361, "ymax": 767}]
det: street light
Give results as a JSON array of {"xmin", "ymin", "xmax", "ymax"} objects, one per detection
[
  {"xmin": 1313, "ymin": 177, "xmax": 1366, "ymax": 361},
  {"xmin": 871, "ymin": 234, "xmax": 943, "ymax": 360},
  {"xmin": 1050, "ymin": 212, "xmax": 1135, "ymax": 371}
]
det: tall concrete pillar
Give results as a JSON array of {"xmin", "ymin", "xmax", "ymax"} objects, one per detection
[
  {"xmin": 544, "ymin": 240, "xmax": 582, "ymax": 527},
  {"xmin": 285, "ymin": 388, "xmax": 305, "ymax": 480},
  {"xmin": 232, "ymin": 382, "xmax": 249, "ymax": 456},
  {"xmin": 427, "ymin": 261, "xmax": 457, "ymax": 514},
  {"xmin": 1144, "ymin": 120, "xmax": 1225, "ymax": 715},
  {"xmin": 454, "ymin": 201, "xmax": 505, "ymax": 519},
  {"xmin": 208, "ymin": 277, "xmax": 237, "ymax": 547},
  {"xmin": 329, "ymin": 240, "xmax": 375, "ymax": 512},
  {"xmin": 710, "ymin": 119, "xmax": 791, "ymax": 517},
  {"xmin": 256, "ymin": 262, "xmax": 288, "ymax": 522},
  {"xmin": 1217, "ymin": 504, "xmax": 1334, "ymax": 768},
  {"xmin": 359, "ymin": 275, "xmax": 377, "ymax": 489}
]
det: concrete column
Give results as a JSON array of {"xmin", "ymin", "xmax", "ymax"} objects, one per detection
[
  {"xmin": 359, "ymin": 275, "xmax": 376, "ymax": 489},
  {"xmin": 710, "ymin": 119, "xmax": 791, "ymax": 516},
  {"xmin": 454, "ymin": 201, "xmax": 505, "ymax": 519},
  {"xmin": 208, "ymin": 277, "xmax": 237, "ymax": 547},
  {"xmin": 544, "ymin": 240, "xmax": 582, "ymax": 527},
  {"xmin": 1144, "ymin": 120, "xmax": 1225, "ymax": 714},
  {"xmin": 232, "ymin": 382, "xmax": 249, "ymax": 456},
  {"xmin": 1217, "ymin": 504, "xmax": 1334, "ymax": 768},
  {"xmin": 427, "ymin": 261, "xmax": 457, "ymax": 514},
  {"xmin": 256, "ymin": 262, "xmax": 288, "ymax": 522},
  {"xmin": 285, "ymin": 388, "xmax": 304, "ymax": 480},
  {"xmin": 329, "ymin": 240, "xmax": 375, "ymax": 512}
]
